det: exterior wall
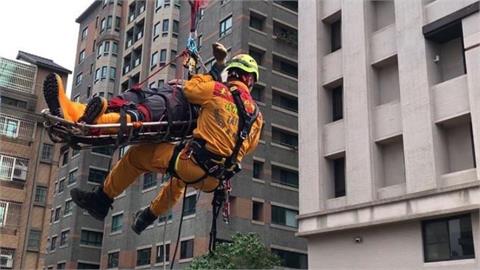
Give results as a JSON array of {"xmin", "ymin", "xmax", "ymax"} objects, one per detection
[
  {"xmin": 299, "ymin": 0, "xmax": 480, "ymax": 268},
  {"xmin": 0, "ymin": 57, "xmax": 65, "ymax": 269}
]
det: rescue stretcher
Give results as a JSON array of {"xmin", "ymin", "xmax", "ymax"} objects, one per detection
[{"xmin": 42, "ymin": 109, "xmax": 196, "ymax": 149}]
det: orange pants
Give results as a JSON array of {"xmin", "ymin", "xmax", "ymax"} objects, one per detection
[{"xmin": 103, "ymin": 143, "xmax": 219, "ymax": 216}]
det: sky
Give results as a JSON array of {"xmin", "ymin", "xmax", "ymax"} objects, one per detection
[{"xmin": 0, "ymin": 0, "xmax": 94, "ymax": 94}]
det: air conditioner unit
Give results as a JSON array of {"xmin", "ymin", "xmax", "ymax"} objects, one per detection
[
  {"xmin": 0, "ymin": 254, "xmax": 13, "ymax": 268},
  {"xmin": 13, "ymin": 164, "xmax": 27, "ymax": 181}
]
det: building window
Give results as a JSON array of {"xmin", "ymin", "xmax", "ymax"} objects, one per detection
[
  {"xmin": 60, "ymin": 230, "xmax": 69, "ymax": 247},
  {"xmin": 172, "ymin": 20, "xmax": 179, "ymax": 38},
  {"xmin": 251, "ymin": 84, "xmax": 265, "ymax": 103},
  {"xmin": 273, "ymin": 0, "xmax": 298, "ymax": 12},
  {"xmin": 0, "ymin": 202, "xmax": 8, "ymax": 226},
  {"xmin": 80, "ymin": 230, "xmax": 103, "ymax": 247},
  {"xmin": 110, "ymin": 67, "xmax": 116, "ymax": 80},
  {"xmin": 330, "ymin": 18, "xmax": 341, "ymax": 52},
  {"xmin": 68, "ymin": 169, "xmax": 77, "ymax": 185},
  {"xmin": 272, "ymin": 90, "xmax": 298, "ymax": 112},
  {"xmin": 219, "ymin": 16, "xmax": 232, "ymax": 37},
  {"xmin": 107, "ymin": 251, "xmax": 120, "ymax": 268},
  {"xmin": 64, "ymin": 199, "xmax": 73, "ymax": 216},
  {"xmin": 112, "ymin": 42, "xmax": 118, "ymax": 55},
  {"xmin": 115, "ymin": 16, "xmax": 121, "ymax": 31},
  {"xmin": 50, "ymin": 236, "xmax": 57, "ymax": 251},
  {"xmin": 272, "ymin": 126, "xmax": 298, "ymax": 148},
  {"xmin": 271, "ymin": 205, "xmax": 298, "ymax": 228},
  {"xmin": 143, "ymin": 172, "xmax": 156, "ymax": 190},
  {"xmin": 62, "ymin": 151, "xmax": 69, "ymax": 166},
  {"xmin": 156, "ymin": 243, "xmax": 170, "ymax": 263},
  {"xmin": 162, "ymin": 19, "xmax": 169, "ymax": 37},
  {"xmin": 422, "ymin": 214, "xmax": 475, "ymax": 262},
  {"xmin": 183, "ymin": 194, "xmax": 196, "ymax": 216},
  {"xmin": 58, "ymin": 178, "xmax": 65, "ymax": 193},
  {"xmin": 0, "ymin": 155, "xmax": 28, "ymax": 182},
  {"xmin": 250, "ymin": 11, "xmax": 266, "ymax": 32},
  {"xmin": 271, "ymin": 248, "xmax": 308, "ymax": 269},
  {"xmin": 34, "ymin": 186, "xmax": 47, "ymax": 204},
  {"xmin": 27, "ymin": 229, "xmax": 41, "ymax": 251},
  {"xmin": 54, "ymin": 207, "xmax": 61, "ymax": 221},
  {"xmin": 92, "ymin": 146, "xmax": 115, "ymax": 156},
  {"xmin": 159, "ymin": 49, "xmax": 167, "ymax": 66},
  {"xmin": 273, "ymin": 20, "xmax": 298, "ymax": 46},
  {"xmin": 136, "ymin": 247, "xmax": 151, "ymax": 266},
  {"xmin": 155, "ymin": 0, "xmax": 163, "ymax": 10},
  {"xmin": 424, "ymin": 21, "xmax": 466, "ymax": 84},
  {"xmin": 0, "ymin": 96, "xmax": 27, "ymax": 109},
  {"xmin": 273, "ymin": 55, "xmax": 298, "ymax": 78},
  {"xmin": 330, "ymin": 86, "xmax": 343, "ymax": 121},
  {"xmin": 108, "ymin": 251, "xmax": 119, "ymax": 268},
  {"xmin": 253, "ymin": 160, "xmax": 264, "ymax": 179},
  {"xmin": 0, "ymin": 117, "xmax": 19, "ymax": 138},
  {"xmin": 332, "ymin": 156, "xmax": 346, "ymax": 198},
  {"xmin": 77, "ymin": 262, "xmax": 99, "ymax": 269},
  {"xmin": 252, "ymin": 201, "xmax": 264, "ymax": 222},
  {"xmin": 101, "ymin": 66, "xmax": 108, "ymax": 79},
  {"xmin": 111, "ymin": 213, "xmax": 123, "ymax": 233},
  {"xmin": 151, "ymin": 51, "xmax": 158, "ymax": 68},
  {"xmin": 104, "ymin": 41, "xmax": 110, "ymax": 55},
  {"xmin": 180, "ymin": 239, "xmax": 194, "ymax": 259},
  {"xmin": 81, "ymin": 27, "xmax": 88, "ymax": 40},
  {"xmin": 57, "ymin": 263, "xmax": 66, "ymax": 269},
  {"xmin": 101, "ymin": 18, "xmax": 106, "ymax": 32},
  {"xmin": 249, "ymin": 46, "xmax": 265, "ymax": 66},
  {"xmin": 88, "ymin": 168, "xmax": 108, "ymax": 184},
  {"xmin": 271, "ymin": 165, "xmax": 299, "ymax": 188},
  {"xmin": 79, "ymin": 50, "xmax": 86, "ymax": 63},
  {"xmin": 158, "ymin": 212, "xmax": 173, "ymax": 223}
]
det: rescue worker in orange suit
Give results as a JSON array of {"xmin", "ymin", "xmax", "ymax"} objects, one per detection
[{"xmin": 66, "ymin": 53, "xmax": 263, "ymax": 234}]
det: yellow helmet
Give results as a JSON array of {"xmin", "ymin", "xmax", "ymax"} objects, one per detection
[{"xmin": 225, "ymin": 54, "xmax": 259, "ymax": 82}]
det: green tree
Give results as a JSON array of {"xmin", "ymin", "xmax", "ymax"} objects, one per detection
[{"xmin": 187, "ymin": 232, "xmax": 281, "ymax": 269}]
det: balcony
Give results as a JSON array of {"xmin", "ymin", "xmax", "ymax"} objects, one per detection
[
  {"xmin": 0, "ymin": 155, "xmax": 29, "ymax": 182},
  {"xmin": 0, "ymin": 113, "xmax": 36, "ymax": 141},
  {"xmin": 0, "ymin": 57, "xmax": 36, "ymax": 94},
  {"xmin": 0, "ymin": 201, "xmax": 22, "ymax": 236}
]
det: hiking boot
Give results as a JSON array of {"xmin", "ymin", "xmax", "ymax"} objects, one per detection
[
  {"xmin": 79, "ymin": 96, "xmax": 108, "ymax": 124},
  {"xmin": 70, "ymin": 186, "xmax": 113, "ymax": 221},
  {"xmin": 43, "ymin": 73, "xmax": 86, "ymax": 122},
  {"xmin": 131, "ymin": 207, "xmax": 157, "ymax": 235}
]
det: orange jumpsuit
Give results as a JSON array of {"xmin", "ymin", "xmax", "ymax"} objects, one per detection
[{"xmin": 102, "ymin": 74, "xmax": 263, "ymax": 216}]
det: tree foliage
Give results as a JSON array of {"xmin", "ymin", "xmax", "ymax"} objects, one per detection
[{"xmin": 187, "ymin": 232, "xmax": 281, "ymax": 269}]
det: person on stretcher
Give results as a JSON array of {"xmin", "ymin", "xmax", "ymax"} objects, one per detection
[{"xmin": 43, "ymin": 43, "xmax": 228, "ymax": 132}]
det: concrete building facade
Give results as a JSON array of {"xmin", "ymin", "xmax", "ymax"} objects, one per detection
[
  {"xmin": 46, "ymin": 0, "xmax": 306, "ymax": 269},
  {"xmin": 298, "ymin": 0, "xmax": 480, "ymax": 268},
  {"xmin": 0, "ymin": 53, "xmax": 70, "ymax": 269}
]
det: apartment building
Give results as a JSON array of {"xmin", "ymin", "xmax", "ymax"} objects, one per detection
[
  {"xmin": 0, "ymin": 52, "xmax": 70, "ymax": 269},
  {"xmin": 298, "ymin": 0, "xmax": 479, "ymax": 268}
]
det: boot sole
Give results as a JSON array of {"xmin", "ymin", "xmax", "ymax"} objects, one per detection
[
  {"xmin": 80, "ymin": 97, "xmax": 107, "ymax": 124},
  {"xmin": 70, "ymin": 189, "xmax": 107, "ymax": 221},
  {"xmin": 43, "ymin": 73, "xmax": 63, "ymax": 118}
]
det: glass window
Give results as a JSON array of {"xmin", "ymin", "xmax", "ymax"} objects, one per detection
[
  {"xmin": 330, "ymin": 19, "xmax": 341, "ymax": 52},
  {"xmin": 219, "ymin": 16, "xmax": 232, "ymax": 37},
  {"xmin": 136, "ymin": 247, "xmax": 151, "ymax": 266},
  {"xmin": 0, "ymin": 202, "xmax": 7, "ymax": 226},
  {"xmin": 156, "ymin": 243, "xmax": 170, "ymax": 263},
  {"xmin": 143, "ymin": 172, "xmax": 156, "ymax": 190},
  {"xmin": 156, "ymin": 0, "xmax": 163, "ymax": 9},
  {"xmin": 423, "ymin": 214, "xmax": 475, "ymax": 262},
  {"xmin": 271, "ymin": 248, "xmax": 308, "ymax": 269},
  {"xmin": 64, "ymin": 199, "xmax": 73, "ymax": 216},
  {"xmin": 272, "ymin": 127, "xmax": 298, "ymax": 148},
  {"xmin": 253, "ymin": 160, "xmax": 264, "ymax": 179},
  {"xmin": 101, "ymin": 18, "xmax": 106, "ymax": 31},
  {"xmin": 88, "ymin": 168, "xmax": 108, "ymax": 184},
  {"xmin": 104, "ymin": 41, "xmax": 110, "ymax": 54},
  {"xmin": 27, "ymin": 229, "xmax": 41, "ymax": 250},
  {"xmin": 110, "ymin": 67, "xmax": 116, "ymax": 80},
  {"xmin": 183, "ymin": 194, "xmax": 196, "ymax": 216},
  {"xmin": 251, "ymin": 85, "xmax": 265, "ymax": 103},
  {"xmin": 0, "ymin": 117, "xmax": 19, "ymax": 138},
  {"xmin": 112, "ymin": 42, "xmax": 118, "ymax": 55},
  {"xmin": 95, "ymin": 68, "xmax": 101, "ymax": 81},
  {"xmin": 180, "ymin": 239, "xmax": 194, "ymax": 259},
  {"xmin": 172, "ymin": 20, "xmax": 179, "ymax": 38},
  {"xmin": 58, "ymin": 179, "xmax": 65, "ymax": 193},
  {"xmin": 51, "ymin": 236, "xmax": 57, "ymax": 250},
  {"xmin": 77, "ymin": 262, "xmax": 99, "ymax": 269},
  {"xmin": 75, "ymin": 73, "xmax": 83, "ymax": 86},
  {"xmin": 57, "ymin": 263, "xmax": 66, "ymax": 269},
  {"xmin": 272, "ymin": 91, "xmax": 298, "ymax": 112},
  {"xmin": 68, "ymin": 169, "xmax": 77, "ymax": 185},
  {"xmin": 101, "ymin": 66, "xmax": 108, "ymax": 79},
  {"xmin": 272, "ymin": 165, "xmax": 299, "ymax": 188},
  {"xmin": 108, "ymin": 251, "xmax": 119, "ymax": 268},
  {"xmin": 111, "ymin": 213, "xmax": 123, "ymax": 232},
  {"xmin": 80, "ymin": 230, "xmax": 103, "ymax": 247},
  {"xmin": 115, "ymin": 16, "xmax": 121, "ymax": 31},
  {"xmin": 273, "ymin": 55, "xmax": 298, "ymax": 78},
  {"xmin": 60, "ymin": 230, "xmax": 69, "ymax": 246},
  {"xmin": 92, "ymin": 146, "xmax": 115, "ymax": 156},
  {"xmin": 252, "ymin": 201, "xmax": 263, "ymax": 222},
  {"xmin": 34, "ymin": 186, "xmax": 47, "ymax": 204},
  {"xmin": 162, "ymin": 19, "xmax": 169, "ymax": 37},
  {"xmin": 159, "ymin": 49, "xmax": 167, "ymax": 65},
  {"xmin": 41, "ymin": 144, "xmax": 54, "ymax": 162},
  {"xmin": 81, "ymin": 27, "xmax": 88, "ymax": 39},
  {"xmin": 153, "ymin": 22, "xmax": 161, "ymax": 38},
  {"xmin": 151, "ymin": 52, "xmax": 158, "ymax": 67},
  {"xmin": 54, "ymin": 207, "xmax": 61, "ymax": 221},
  {"xmin": 79, "ymin": 50, "xmax": 85, "ymax": 63},
  {"xmin": 271, "ymin": 205, "xmax": 298, "ymax": 228}
]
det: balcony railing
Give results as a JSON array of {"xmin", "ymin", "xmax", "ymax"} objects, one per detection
[
  {"xmin": 0, "ymin": 113, "xmax": 36, "ymax": 140},
  {"xmin": 0, "ymin": 155, "xmax": 29, "ymax": 182},
  {"xmin": 0, "ymin": 201, "xmax": 22, "ymax": 233},
  {"xmin": 0, "ymin": 57, "xmax": 36, "ymax": 94}
]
